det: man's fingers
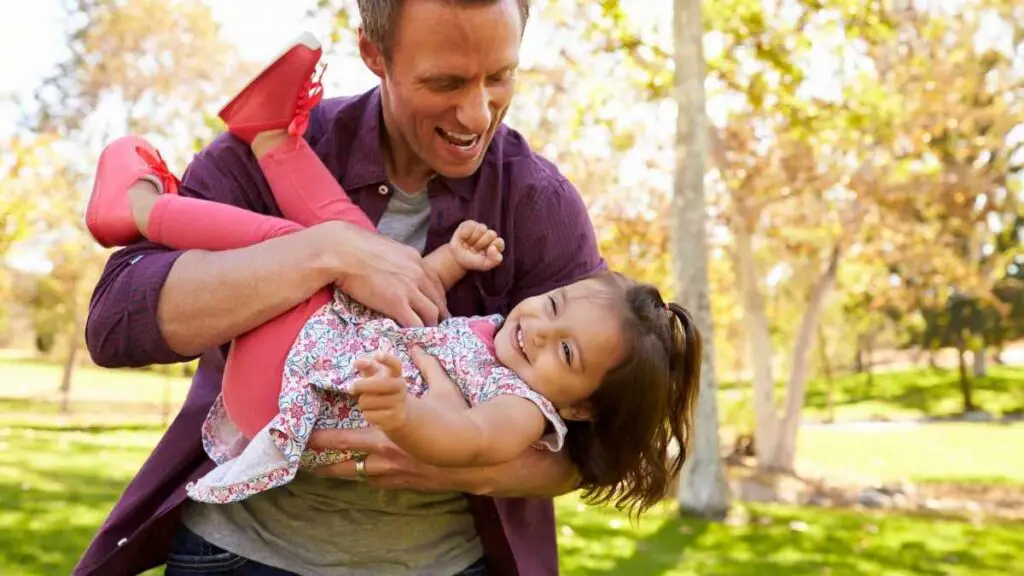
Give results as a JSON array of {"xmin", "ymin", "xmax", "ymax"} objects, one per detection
[
  {"xmin": 493, "ymin": 237, "xmax": 505, "ymax": 253},
  {"xmin": 407, "ymin": 289, "xmax": 441, "ymax": 328},
  {"xmin": 392, "ymin": 303, "xmax": 425, "ymax": 328},
  {"xmin": 417, "ymin": 266, "xmax": 449, "ymax": 320}
]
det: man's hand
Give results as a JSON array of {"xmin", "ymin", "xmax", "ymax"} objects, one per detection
[
  {"xmin": 350, "ymin": 352, "xmax": 409, "ymax": 432},
  {"xmin": 317, "ymin": 221, "xmax": 449, "ymax": 327},
  {"xmin": 309, "ymin": 345, "xmax": 471, "ymax": 491},
  {"xmin": 448, "ymin": 220, "xmax": 505, "ymax": 272},
  {"xmin": 307, "ymin": 347, "xmax": 578, "ymax": 497}
]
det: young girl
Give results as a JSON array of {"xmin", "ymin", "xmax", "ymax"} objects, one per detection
[{"xmin": 85, "ymin": 32, "xmax": 702, "ymax": 516}]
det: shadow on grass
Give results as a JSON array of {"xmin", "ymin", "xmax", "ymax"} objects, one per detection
[
  {"xmin": 0, "ymin": 467, "xmax": 128, "ymax": 575},
  {"xmin": 558, "ymin": 501, "xmax": 1024, "ymax": 575},
  {"xmin": 570, "ymin": 511, "xmax": 708, "ymax": 575},
  {"xmin": 798, "ymin": 367, "xmax": 1024, "ymax": 418}
]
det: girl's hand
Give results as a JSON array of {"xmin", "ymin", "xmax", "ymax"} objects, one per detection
[
  {"xmin": 449, "ymin": 220, "xmax": 505, "ymax": 272},
  {"xmin": 350, "ymin": 352, "xmax": 409, "ymax": 432}
]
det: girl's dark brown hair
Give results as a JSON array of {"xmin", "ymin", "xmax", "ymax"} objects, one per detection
[{"xmin": 563, "ymin": 272, "xmax": 702, "ymax": 517}]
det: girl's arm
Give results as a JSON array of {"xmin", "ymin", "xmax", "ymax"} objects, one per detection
[
  {"xmin": 349, "ymin": 354, "xmax": 547, "ymax": 467},
  {"xmin": 423, "ymin": 220, "xmax": 506, "ymax": 293},
  {"xmin": 388, "ymin": 395, "xmax": 547, "ymax": 467}
]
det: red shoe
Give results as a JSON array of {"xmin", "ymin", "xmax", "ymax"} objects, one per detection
[
  {"xmin": 85, "ymin": 136, "xmax": 180, "ymax": 248},
  {"xmin": 217, "ymin": 31, "xmax": 325, "ymax": 143}
]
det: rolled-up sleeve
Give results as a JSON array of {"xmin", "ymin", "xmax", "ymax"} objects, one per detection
[{"xmin": 85, "ymin": 242, "xmax": 190, "ymax": 367}]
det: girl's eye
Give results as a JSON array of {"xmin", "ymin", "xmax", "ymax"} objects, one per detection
[
  {"xmin": 548, "ymin": 296, "xmax": 558, "ymax": 315},
  {"xmin": 561, "ymin": 342, "xmax": 573, "ymax": 365}
]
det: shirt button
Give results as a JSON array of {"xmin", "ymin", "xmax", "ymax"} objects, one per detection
[
  {"xmin": 378, "ymin": 184, "xmax": 389, "ymax": 195},
  {"xmin": 117, "ymin": 537, "xmax": 128, "ymax": 547}
]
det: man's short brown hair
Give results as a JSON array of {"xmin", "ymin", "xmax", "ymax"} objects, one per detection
[{"xmin": 357, "ymin": 0, "xmax": 530, "ymax": 58}]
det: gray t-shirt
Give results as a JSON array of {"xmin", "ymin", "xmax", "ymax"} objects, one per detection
[{"xmin": 182, "ymin": 184, "xmax": 483, "ymax": 575}]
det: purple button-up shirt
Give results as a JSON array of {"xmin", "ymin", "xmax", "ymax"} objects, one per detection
[{"xmin": 74, "ymin": 87, "xmax": 604, "ymax": 576}]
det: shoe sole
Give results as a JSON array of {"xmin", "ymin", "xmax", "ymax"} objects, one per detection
[{"xmin": 217, "ymin": 30, "xmax": 322, "ymax": 123}]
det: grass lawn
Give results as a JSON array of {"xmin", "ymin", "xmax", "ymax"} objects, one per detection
[
  {"xmin": 797, "ymin": 422, "xmax": 1024, "ymax": 486},
  {"xmin": 0, "ymin": 356, "xmax": 192, "ymax": 410},
  {"xmin": 4, "ymin": 358, "xmax": 1023, "ymax": 425},
  {"xmin": 2, "ymin": 423, "xmax": 1022, "ymax": 576},
  {"xmin": 720, "ymin": 365, "xmax": 1024, "ymax": 426}
]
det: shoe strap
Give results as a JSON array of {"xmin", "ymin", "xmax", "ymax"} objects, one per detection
[
  {"xmin": 288, "ymin": 61, "xmax": 327, "ymax": 139},
  {"xmin": 135, "ymin": 146, "xmax": 181, "ymax": 195}
]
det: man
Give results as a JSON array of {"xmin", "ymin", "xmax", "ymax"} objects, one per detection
[{"xmin": 75, "ymin": 0, "xmax": 604, "ymax": 574}]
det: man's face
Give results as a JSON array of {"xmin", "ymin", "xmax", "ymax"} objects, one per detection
[{"xmin": 365, "ymin": 0, "xmax": 523, "ymax": 179}]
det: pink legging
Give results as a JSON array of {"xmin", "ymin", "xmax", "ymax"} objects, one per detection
[{"xmin": 147, "ymin": 138, "xmax": 375, "ymax": 438}]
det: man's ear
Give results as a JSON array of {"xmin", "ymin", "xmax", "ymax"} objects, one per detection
[
  {"xmin": 358, "ymin": 27, "xmax": 386, "ymax": 80},
  {"xmin": 559, "ymin": 403, "xmax": 593, "ymax": 422}
]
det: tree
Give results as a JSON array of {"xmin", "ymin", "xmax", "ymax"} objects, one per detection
[
  {"xmin": 673, "ymin": 0, "xmax": 730, "ymax": 518},
  {"xmin": 18, "ymin": 0, "xmax": 252, "ymax": 399},
  {"xmin": 700, "ymin": 0, "xmax": 885, "ymax": 473},
  {"xmin": 862, "ymin": 0, "xmax": 1024, "ymax": 410}
]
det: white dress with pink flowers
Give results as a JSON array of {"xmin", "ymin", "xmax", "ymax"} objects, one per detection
[{"xmin": 185, "ymin": 289, "xmax": 567, "ymax": 504}]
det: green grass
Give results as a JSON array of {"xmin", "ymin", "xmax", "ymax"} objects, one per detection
[
  {"xmin": 558, "ymin": 493, "xmax": 1024, "ymax": 575},
  {"xmin": 720, "ymin": 366, "xmax": 1024, "ymax": 425},
  {"xmin": 3, "ymin": 358, "xmax": 1022, "ymax": 426},
  {"xmin": 797, "ymin": 422, "xmax": 1024, "ymax": 485},
  {"xmin": 3, "ymin": 423, "xmax": 1022, "ymax": 576},
  {"xmin": 0, "ymin": 424, "xmax": 163, "ymax": 575},
  {"xmin": 0, "ymin": 356, "xmax": 192, "ymax": 408}
]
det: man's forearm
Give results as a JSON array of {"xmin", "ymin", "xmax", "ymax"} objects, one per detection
[
  {"xmin": 158, "ymin": 226, "xmax": 338, "ymax": 356},
  {"xmin": 447, "ymin": 449, "xmax": 581, "ymax": 499}
]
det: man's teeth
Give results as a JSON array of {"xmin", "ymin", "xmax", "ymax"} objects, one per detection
[{"xmin": 440, "ymin": 129, "xmax": 479, "ymax": 147}]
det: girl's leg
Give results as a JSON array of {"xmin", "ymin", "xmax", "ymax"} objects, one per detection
[
  {"xmin": 144, "ymin": 191, "xmax": 304, "ymax": 250},
  {"xmin": 225, "ymin": 288, "xmax": 333, "ymax": 438},
  {"xmin": 86, "ymin": 135, "xmax": 309, "ymax": 251},
  {"xmin": 252, "ymin": 132, "xmax": 376, "ymax": 232},
  {"xmin": 127, "ymin": 183, "xmax": 333, "ymax": 437}
]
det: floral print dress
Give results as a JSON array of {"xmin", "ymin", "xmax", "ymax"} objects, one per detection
[{"xmin": 186, "ymin": 289, "xmax": 567, "ymax": 504}]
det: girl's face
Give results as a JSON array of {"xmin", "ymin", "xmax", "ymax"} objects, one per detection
[{"xmin": 495, "ymin": 278, "xmax": 626, "ymax": 420}]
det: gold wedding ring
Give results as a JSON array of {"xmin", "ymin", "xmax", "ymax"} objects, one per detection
[{"xmin": 355, "ymin": 455, "xmax": 368, "ymax": 480}]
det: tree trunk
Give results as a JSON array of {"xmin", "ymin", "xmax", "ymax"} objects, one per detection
[
  {"xmin": 773, "ymin": 246, "xmax": 841, "ymax": 471},
  {"xmin": 733, "ymin": 220, "xmax": 780, "ymax": 469},
  {"xmin": 817, "ymin": 326, "xmax": 835, "ymax": 423},
  {"xmin": 863, "ymin": 333, "xmax": 875, "ymax": 391},
  {"xmin": 972, "ymin": 347, "xmax": 986, "ymax": 378},
  {"xmin": 956, "ymin": 341, "xmax": 975, "ymax": 413},
  {"xmin": 673, "ymin": 0, "xmax": 730, "ymax": 519},
  {"xmin": 59, "ymin": 334, "xmax": 79, "ymax": 414}
]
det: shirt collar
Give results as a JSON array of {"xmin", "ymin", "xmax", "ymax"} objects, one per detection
[{"xmin": 341, "ymin": 87, "xmax": 481, "ymax": 201}]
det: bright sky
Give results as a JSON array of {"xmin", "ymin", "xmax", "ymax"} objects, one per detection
[
  {"xmin": 0, "ymin": 0, "xmax": 371, "ymax": 271},
  {"xmin": 0, "ymin": 0, "xmax": 387, "ymax": 140}
]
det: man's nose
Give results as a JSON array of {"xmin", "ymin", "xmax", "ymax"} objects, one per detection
[{"xmin": 456, "ymin": 86, "xmax": 492, "ymax": 135}]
